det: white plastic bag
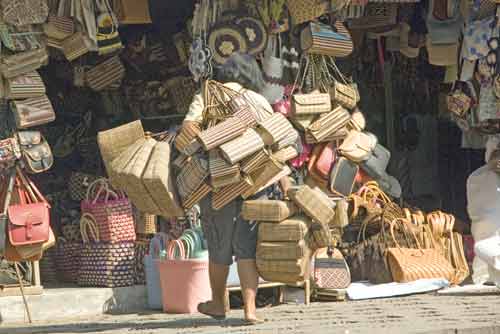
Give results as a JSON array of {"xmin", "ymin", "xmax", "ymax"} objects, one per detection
[
  {"xmin": 474, "ymin": 233, "xmax": 500, "ymax": 288},
  {"xmin": 467, "ymin": 165, "xmax": 500, "ymax": 284}
]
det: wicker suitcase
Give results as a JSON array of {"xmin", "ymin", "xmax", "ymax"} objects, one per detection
[
  {"xmin": 307, "ymin": 106, "xmax": 351, "ymax": 143},
  {"xmin": 242, "ymin": 200, "xmax": 298, "ymax": 222},
  {"xmin": 212, "ymin": 177, "xmax": 253, "ymax": 210},
  {"xmin": 257, "ymin": 240, "xmax": 309, "ymax": 261},
  {"xmin": 258, "ymin": 216, "xmax": 311, "ymax": 242},
  {"xmin": 197, "ymin": 117, "xmax": 246, "ymax": 151},
  {"xmin": 240, "ymin": 149, "xmax": 271, "ymax": 174},
  {"xmin": 257, "ymin": 113, "xmax": 296, "ymax": 146},
  {"xmin": 289, "ymin": 185, "xmax": 335, "ymax": 226},
  {"xmin": 220, "ymin": 128, "xmax": 265, "ymax": 164},
  {"xmin": 142, "ymin": 141, "xmax": 184, "ymax": 218},
  {"xmin": 292, "ymin": 93, "xmax": 331, "ymax": 115}
]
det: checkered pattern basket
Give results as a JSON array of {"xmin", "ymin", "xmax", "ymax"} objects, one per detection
[{"xmin": 289, "ymin": 185, "xmax": 335, "ymax": 227}]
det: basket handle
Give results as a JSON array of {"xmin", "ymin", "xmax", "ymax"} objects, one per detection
[
  {"xmin": 80, "ymin": 213, "xmax": 100, "ymax": 243},
  {"xmin": 389, "ymin": 218, "xmax": 423, "ymax": 253}
]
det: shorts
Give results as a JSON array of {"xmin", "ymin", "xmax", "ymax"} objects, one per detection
[{"xmin": 199, "ymin": 196, "xmax": 258, "ymax": 266}]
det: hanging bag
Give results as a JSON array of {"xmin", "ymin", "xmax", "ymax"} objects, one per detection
[
  {"xmin": 301, "ymin": 21, "xmax": 353, "ymax": 58},
  {"xmin": 95, "ymin": 0, "xmax": 122, "ymax": 55},
  {"xmin": 2, "ymin": 0, "xmax": 49, "ymax": 26}
]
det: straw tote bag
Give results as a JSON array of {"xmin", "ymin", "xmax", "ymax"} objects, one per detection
[
  {"xmin": 301, "ymin": 21, "xmax": 353, "ymax": 58},
  {"xmin": 257, "ymin": 112, "xmax": 296, "ymax": 146},
  {"xmin": 386, "ymin": 219, "xmax": 455, "ymax": 283},
  {"xmin": 219, "ymin": 128, "xmax": 265, "ymax": 164}
]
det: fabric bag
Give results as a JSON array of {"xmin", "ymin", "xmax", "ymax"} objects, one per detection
[
  {"xmin": 81, "ymin": 179, "xmax": 136, "ymax": 243},
  {"xmin": 292, "ymin": 93, "xmax": 331, "ymax": 115},
  {"xmin": 2, "ymin": 0, "xmax": 49, "ymax": 26},
  {"xmin": 0, "ymin": 48, "xmax": 48, "ymax": 79},
  {"xmin": 312, "ymin": 247, "xmax": 351, "ymax": 289},
  {"xmin": 17, "ymin": 131, "xmax": 53, "ymax": 174},
  {"xmin": 11, "ymin": 95, "xmax": 56, "ymax": 129},
  {"xmin": 0, "ymin": 138, "xmax": 21, "ymax": 172},
  {"xmin": 301, "ymin": 21, "xmax": 353, "ymax": 58},
  {"xmin": 0, "ymin": 21, "xmax": 42, "ymax": 52},
  {"xmin": 242, "ymin": 200, "xmax": 298, "ymax": 222},
  {"xmin": 5, "ymin": 71, "xmax": 46, "ymax": 100},
  {"xmin": 44, "ymin": 15, "xmax": 74, "ymax": 40},
  {"xmin": 262, "ymin": 35, "xmax": 285, "ymax": 104},
  {"xmin": 96, "ymin": 0, "xmax": 122, "ymax": 55},
  {"xmin": 86, "ymin": 55, "xmax": 125, "ymax": 91},
  {"xmin": 307, "ymin": 106, "xmax": 351, "ymax": 143}
]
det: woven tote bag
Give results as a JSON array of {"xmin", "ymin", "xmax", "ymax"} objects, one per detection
[
  {"xmin": 182, "ymin": 182, "xmax": 212, "ymax": 210},
  {"xmin": 44, "ymin": 15, "xmax": 74, "ymax": 40},
  {"xmin": 62, "ymin": 32, "xmax": 93, "ymax": 61},
  {"xmin": 86, "ymin": 56, "xmax": 125, "ymax": 91},
  {"xmin": 286, "ymin": 0, "xmax": 330, "ymax": 24},
  {"xmin": 258, "ymin": 216, "xmax": 310, "ymax": 242},
  {"xmin": 273, "ymin": 146, "xmax": 299, "ymax": 163},
  {"xmin": 142, "ymin": 141, "xmax": 184, "ymax": 218},
  {"xmin": 386, "ymin": 219, "xmax": 456, "ymax": 283},
  {"xmin": 212, "ymin": 177, "xmax": 253, "ymax": 211},
  {"xmin": 257, "ymin": 113, "xmax": 296, "ymax": 146},
  {"xmin": 197, "ymin": 117, "xmax": 246, "ymax": 151},
  {"xmin": 55, "ymin": 240, "xmax": 81, "ymax": 283},
  {"xmin": 78, "ymin": 214, "xmax": 135, "ymax": 288},
  {"xmin": 307, "ymin": 106, "xmax": 351, "ymax": 143},
  {"xmin": 301, "ymin": 21, "xmax": 353, "ymax": 58},
  {"xmin": 81, "ymin": 179, "xmax": 136, "ymax": 243},
  {"xmin": 273, "ymin": 128, "xmax": 299, "ymax": 151},
  {"xmin": 289, "ymin": 185, "xmax": 335, "ymax": 227},
  {"xmin": 240, "ymin": 149, "xmax": 271, "ymax": 174},
  {"xmin": 98, "ymin": 120, "xmax": 145, "ymax": 177},
  {"xmin": 242, "ymin": 200, "xmax": 298, "ymax": 222},
  {"xmin": 305, "ymin": 127, "xmax": 348, "ymax": 144},
  {"xmin": 257, "ymin": 240, "xmax": 310, "ymax": 261},
  {"xmin": 230, "ymin": 95, "xmax": 258, "ymax": 128},
  {"xmin": 175, "ymin": 122, "xmax": 201, "ymax": 153},
  {"xmin": 219, "ymin": 128, "xmax": 265, "ymax": 164},
  {"xmin": 134, "ymin": 210, "xmax": 157, "ymax": 235},
  {"xmin": 292, "ymin": 93, "xmax": 331, "ymax": 115}
]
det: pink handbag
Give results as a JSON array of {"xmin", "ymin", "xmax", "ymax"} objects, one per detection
[{"xmin": 80, "ymin": 178, "xmax": 135, "ymax": 242}]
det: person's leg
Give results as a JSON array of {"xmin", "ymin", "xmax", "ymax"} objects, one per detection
[
  {"xmin": 237, "ymin": 259, "xmax": 259, "ymax": 321},
  {"xmin": 207, "ymin": 261, "xmax": 229, "ymax": 315}
]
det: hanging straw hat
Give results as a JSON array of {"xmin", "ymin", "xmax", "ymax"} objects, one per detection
[
  {"xmin": 235, "ymin": 16, "xmax": 268, "ymax": 55},
  {"xmin": 208, "ymin": 23, "xmax": 248, "ymax": 64}
]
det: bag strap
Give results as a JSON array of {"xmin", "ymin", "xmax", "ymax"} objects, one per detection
[
  {"xmin": 80, "ymin": 213, "xmax": 100, "ymax": 243},
  {"xmin": 86, "ymin": 178, "xmax": 119, "ymax": 203}
]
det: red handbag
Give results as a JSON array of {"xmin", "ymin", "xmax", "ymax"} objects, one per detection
[
  {"xmin": 7, "ymin": 168, "xmax": 50, "ymax": 246},
  {"xmin": 315, "ymin": 142, "xmax": 337, "ymax": 179}
]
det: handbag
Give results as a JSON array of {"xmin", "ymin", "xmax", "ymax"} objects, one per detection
[
  {"xmin": 176, "ymin": 155, "xmax": 209, "ymax": 201},
  {"xmin": 240, "ymin": 149, "xmax": 271, "ymax": 174},
  {"xmin": 0, "ymin": 48, "xmax": 48, "ymax": 79},
  {"xmin": 307, "ymin": 106, "xmax": 351, "ymax": 143},
  {"xmin": 96, "ymin": 0, "xmax": 122, "ymax": 55},
  {"xmin": 330, "ymin": 81, "xmax": 359, "ymax": 110},
  {"xmin": 242, "ymin": 200, "xmax": 298, "ymax": 222},
  {"xmin": 8, "ymin": 168, "xmax": 50, "ymax": 246},
  {"xmin": 81, "ymin": 179, "xmax": 136, "ymax": 243},
  {"xmin": 197, "ymin": 117, "xmax": 246, "ymax": 151},
  {"xmin": 220, "ymin": 128, "xmax": 265, "ymax": 164},
  {"xmin": 0, "ymin": 138, "xmax": 21, "ymax": 172},
  {"xmin": 17, "ymin": 131, "xmax": 53, "ymax": 174},
  {"xmin": 2, "ymin": 0, "xmax": 49, "ymax": 26},
  {"xmin": 301, "ymin": 21, "xmax": 353, "ymax": 58},
  {"xmin": 5, "ymin": 71, "xmax": 46, "ymax": 100},
  {"xmin": 181, "ymin": 182, "xmax": 212, "ymax": 210},
  {"xmin": 386, "ymin": 218, "xmax": 456, "ymax": 283},
  {"xmin": 62, "ymin": 32, "xmax": 93, "ymax": 61},
  {"xmin": 257, "ymin": 112, "xmax": 296, "ymax": 146},
  {"xmin": 291, "ymin": 93, "xmax": 331, "ymax": 115},
  {"xmin": 44, "ymin": 15, "xmax": 74, "ymax": 40},
  {"xmin": 86, "ymin": 56, "xmax": 125, "ymax": 91},
  {"xmin": 257, "ymin": 240, "xmax": 309, "ymax": 261},
  {"xmin": 339, "ymin": 131, "xmax": 377, "ymax": 162},
  {"xmin": 273, "ymin": 145, "xmax": 299, "ymax": 163},
  {"xmin": 289, "ymin": 185, "xmax": 335, "ymax": 227},
  {"xmin": 175, "ymin": 122, "xmax": 202, "ymax": 153},
  {"xmin": 286, "ymin": 0, "xmax": 330, "ymax": 24},
  {"xmin": 242, "ymin": 158, "xmax": 284, "ymax": 199},
  {"xmin": 312, "ymin": 247, "xmax": 351, "ymax": 289},
  {"xmin": 262, "ymin": 35, "xmax": 285, "ymax": 104},
  {"xmin": 361, "ymin": 143, "xmax": 391, "ymax": 179},
  {"xmin": 329, "ymin": 157, "xmax": 359, "ymax": 196},
  {"xmin": 230, "ymin": 95, "xmax": 258, "ymax": 128},
  {"xmin": 209, "ymin": 150, "xmax": 241, "ymax": 189},
  {"xmin": 0, "ymin": 22, "xmax": 42, "ymax": 52},
  {"xmin": 11, "ymin": 95, "xmax": 56, "ymax": 129},
  {"xmin": 211, "ymin": 177, "xmax": 253, "ymax": 211},
  {"xmin": 315, "ymin": 142, "xmax": 337, "ymax": 179}
]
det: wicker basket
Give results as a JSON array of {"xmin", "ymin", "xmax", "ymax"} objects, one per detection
[
  {"xmin": 242, "ymin": 200, "xmax": 298, "ymax": 222},
  {"xmin": 135, "ymin": 210, "xmax": 157, "ymax": 235},
  {"xmin": 257, "ymin": 240, "xmax": 309, "ymax": 261},
  {"xmin": 258, "ymin": 216, "xmax": 310, "ymax": 242},
  {"xmin": 286, "ymin": 0, "xmax": 330, "ymax": 24}
]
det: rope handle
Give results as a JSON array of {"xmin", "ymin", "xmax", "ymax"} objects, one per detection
[
  {"xmin": 389, "ymin": 218, "xmax": 424, "ymax": 253},
  {"xmin": 80, "ymin": 213, "xmax": 100, "ymax": 243},
  {"xmin": 86, "ymin": 178, "xmax": 120, "ymax": 204}
]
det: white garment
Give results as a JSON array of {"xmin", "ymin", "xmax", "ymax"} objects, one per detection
[
  {"xmin": 184, "ymin": 82, "xmax": 273, "ymax": 123},
  {"xmin": 467, "ymin": 165, "xmax": 500, "ymax": 283}
]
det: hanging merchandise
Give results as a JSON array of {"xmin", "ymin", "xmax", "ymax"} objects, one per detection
[
  {"xmin": 16, "ymin": 131, "xmax": 53, "ymax": 174},
  {"xmin": 446, "ymin": 82, "xmax": 473, "ymax": 119},
  {"xmin": 208, "ymin": 23, "xmax": 248, "ymax": 64},
  {"xmin": 85, "ymin": 56, "xmax": 125, "ymax": 91},
  {"xmin": 113, "ymin": 0, "xmax": 152, "ymax": 24},
  {"xmin": 286, "ymin": 0, "xmax": 330, "ymax": 24},
  {"xmin": 5, "ymin": 71, "xmax": 46, "ymax": 100},
  {"xmin": 0, "ymin": 21, "xmax": 43, "ymax": 52},
  {"xmin": 262, "ymin": 35, "xmax": 286, "ymax": 104},
  {"xmin": 329, "ymin": 157, "xmax": 359, "ymax": 196},
  {"xmin": 0, "ymin": 138, "xmax": 20, "ymax": 172},
  {"xmin": 2, "ymin": 0, "xmax": 49, "ymax": 26},
  {"xmin": 44, "ymin": 15, "xmax": 74, "ymax": 40},
  {"xmin": 241, "ymin": 199, "xmax": 298, "ymax": 222},
  {"xmin": 301, "ymin": 21, "xmax": 353, "ymax": 58},
  {"xmin": 96, "ymin": 0, "xmax": 122, "ymax": 55},
  {"xmin": 189, "ymin": 0, "xmax": 213, "ymax": 81},
  {"xmin": 10, "ymin": 95, "xmax": 56, "ymax": 129},
  {"xmin": 61, "ymin": 32, "xmax": 93, "ymax": 61},
  {"xmin": 55, "ymin": 240, "xmax": 81, "ymax": 283},
  {"xmin": 348, "ymin": 3, "xmax": 398, "ymax": 30},
  {"xmin": 0, "ymin": 48, "xmax": 48, "ymax": 80},
  {"xmin": 235, "ymin": 16, "xmax": 268, "ymax": 55}
]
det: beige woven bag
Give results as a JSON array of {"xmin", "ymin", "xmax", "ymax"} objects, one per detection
[
  {"xmin": 286, "ymin": 0, "xmax": 330, "ymax": 24},
  {"xmin": 258, "ymin": 216, "xmax": 311, "ymax": 242},
  {"xmin": 242, "ymin": 200, "xmax": 298, "ymax": 222}
]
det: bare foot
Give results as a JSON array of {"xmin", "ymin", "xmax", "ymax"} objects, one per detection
[{"xmin": 197, "ymin": 301, "xmax": 226, "ymax": 320}]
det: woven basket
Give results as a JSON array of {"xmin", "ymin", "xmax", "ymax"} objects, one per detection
[
  {"xmin": 286, "ymin": 0, "xmax": 330, "ymax": 24},
  {"xmin": 257, "ymin": 257, "xmax": 311, "ymax": 284},
  {"xmin": 258, "ymin": 216, "xmax": 310, "ymax": 242},
  {"xmin": 242, "ymin": 200, "xmax": 298, "ymax": 222},
  {"xmin": 165, "ymin": 77, "xmax": 198, "ymax": 115},
  {"xmin": 257, "ymin": 113, "xmax": 296, "ymax": 146},
  {"xmin": 330, "ymin": 81, "xmax": 359, "ymax": 110},
  {"xmin": 197, "ymin": 117, "xmax": 246, "ymax": 151},
  {"xmin": 98, "ymin": 120, "xmax": 145, "ymax": 177},
  {"xmin": 289, "ymin": 185, "xmax": 336, "ymax": 227},
  {"xmin": 257, "ymin": 240, "xmax": 309, "ymax": 261},
  {"xmin": 135, "ymin": 211, "xmax": 157, "ymax": 235},
  {"xmin": 55, "ymin": 240, "xmax": 81, "ymax": 283},
  {"xmin": 68, "ymin": 172, "xmax": 100, "ymax": 201},
  {"xmin": 212, "ymin": 177, "xmax": 253, "ymax": 211},
  {"xmin": 209, "ymin": 150, "xmax": 241, "ymax": 189}
]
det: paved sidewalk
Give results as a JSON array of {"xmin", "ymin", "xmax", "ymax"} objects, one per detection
[{"xmin": 1, "ymin": 293, "xmax": 500, "ymax": 334}]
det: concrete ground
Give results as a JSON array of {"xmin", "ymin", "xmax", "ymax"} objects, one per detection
[{"xmin": 1, "ymin": 293, "xmax": 500, "ymax": 334}]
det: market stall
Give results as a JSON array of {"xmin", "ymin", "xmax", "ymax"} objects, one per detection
[{"xmin": 0, "ymin": 0, "xmax": 497, "ymax": 316}]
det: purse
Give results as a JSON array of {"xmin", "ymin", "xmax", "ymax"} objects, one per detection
[
  {"xmin": 289, "ymin": 185, "xmax": 335, "ymax": 227},
  {"xmin": 361, "ymin": 143, "xmax": 391, "ymax": 179},
  {"xmin": 86, "ymin": 56, "xmax": 125, "ymax": 91},
  {"xmin": 330, "ymin": 81, "xmax": 359, "ymax": 110},
  {"xmin": 386, "ymin": 218, "xmax": 456, "ymax": 283},
  {"xmin": 62, "ymin": 32, "xmax": 93, "ymax": 61},
  {"xmin": 8, "ymin": 168, "xmax": 50, "ymax": 246},
  {"xmin": 0, "ymin": 48, "xmax": 48, "ymax": 79},
  {"xmin": 339, "ymin": 130, "xmax": 377, "ymax": 162},
  {"xmin": 211, "ymin": 177, "xmax": 253, "ymax": 211},
  {"xmin": 5, "ymin": 71, "xmax": 46, "ymax": 99},
  {"xmin": 197, "ymin": 117, "xmax": 246, "ymax": 151},
  {"xmin": 11, "ymin": 95, "xmax": 56, "ymax": 129},
  {"xmin": 301, "ymin": 21, "xmax": 353, "ymax": 58},
  {"xmin": 96, "ymin": 0, "xmax": 123, "ymax": 55},
  {"xmin": 312, "ymin": 247, "xmax": 351, "ymax": 289},
  {"xmin": 17, "ymin": 131, "xmax": 53, "ymax": 174},
  {"xmin": 258, "ymin": 216, "xmax": 310, "ymax": 242},
  {"xmin": 307, "ymin": 106, "xmax": 351, "ymax": 143},
  {"xmin": 2, "ymin": 0, "xmax": 49, "ymax": 26},
  {"xmin": 44, "ymin": 15, "xmax": 74, "ymax": 40},
  {"xmin": 209, "ymin": 150, "xmax": 241, "ymax": 189},
  {"xmin": 175, "ymin": 121, "xmax": 202, "ymax": 153},
  {"xmin": 329, "ymin": 157, "xmax": 359, "ymax": 196},
  {"xmin": 0, "ymin": 22, "xmax": 42, "ymax": 52},
  {"xmin": 257, "ymin": 112, "xmax": 296, "ymax": 146},
  {"xmin": 240, "ymin": 149, "xmax": 271, "ymax": 174},
  {"xmin": 292, "ymin": 93, "xmax": 331, "ymax": 115},
  {"xmin": 315, "ymin": 142, "xmax": 337, "ymax": 179},
  {"xmin": 219, "ymin": 128, "xmax": 265, "ymax": 164},
  {"xmin": 0, "ymin": 138, "xmax": 21, "ymax": 172}
]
